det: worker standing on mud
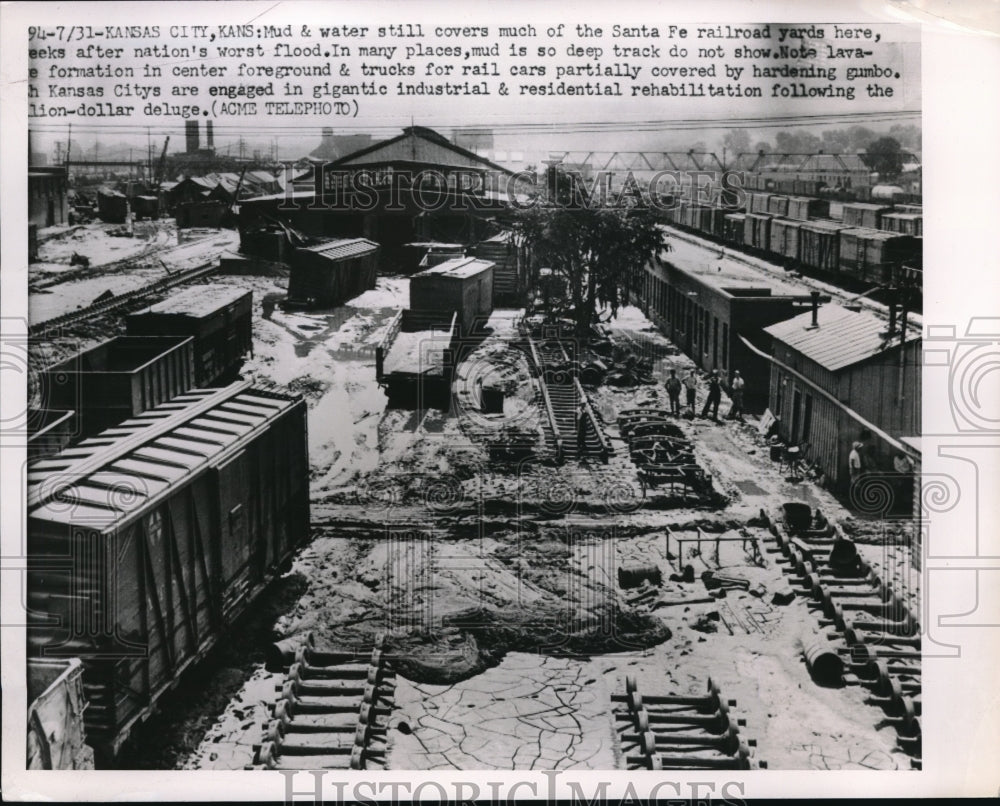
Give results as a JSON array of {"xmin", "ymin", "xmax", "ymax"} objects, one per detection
[
  {"xmin": 576, "ymin": 401, "xmax": 588, "ymax": 459},
  {"xmin": 728, "ymin": 370, "xmax": 745, "ymax": 422},
  {"xmin": 665, "ymin": 369, "xmax": 682, "ymax": 416},
  {"xmin": 683, "ymin": 370, "xmax": 698, "ymax": 416},
  {"xmin": 701, "ymin": 369, "xmax": 722, "ymax": 421}
]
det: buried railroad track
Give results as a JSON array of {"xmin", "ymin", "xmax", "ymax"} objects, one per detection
[
  {"xmin": 247, "ymin": 632, "xmax": 395, "ymax": 771},
  {"xmin": 760, "ymin": 504, "xmax": 922, "ymax": 769},
  {"xmin": 612, "ymin": 675, "xmax": 765, "ymax": 770},
  {"xmin": 30, "ymin": 257, "xmax": 221, "ymax": 340}
]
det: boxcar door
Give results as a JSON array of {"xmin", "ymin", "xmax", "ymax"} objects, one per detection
[{"xmin": 215, "ymin": 451, "xmax": 251, "ymax": 621}]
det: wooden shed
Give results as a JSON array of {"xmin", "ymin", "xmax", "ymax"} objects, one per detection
[
  {"xmin": 287, "ymin": 237, "xmax": 379, "ymax": 308},
  {"xmin": 764, "ymin": 303, "xmax": 921, "ymax": 491},
  {"xmin": 126, "ymin": 285, "xmax": 253, "ymax": 387},
  {"xmin": 40, "ymin": 336, "xmax": 196, "ymax": 438},
  {"xmin": 409, "ymin": 256, "xmax": 494, "ymax": 336},
  {"xmin": 26, "ymin": 382, "xmax": 309, "ymax": 762}
]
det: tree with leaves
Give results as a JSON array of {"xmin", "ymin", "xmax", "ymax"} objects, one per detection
[
  {"xmin": 863, "ymin": 136, "xmax": 905, "ymax": 179},
  {"xmin": 513, "ymin": 194, "xmax": 669, "ymax": 336}
]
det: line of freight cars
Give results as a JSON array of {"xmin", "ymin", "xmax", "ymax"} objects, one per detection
[
  {"xmin": 742, "ymin": 173, "xmax": 921, "ymax": 206},
  {"xmin": 661, "ymin": 195, "xmax": 922, "ymax": 294},
  {"xmin": 25, "ymin": 283, "xmax": 312, "ymax": 766}
]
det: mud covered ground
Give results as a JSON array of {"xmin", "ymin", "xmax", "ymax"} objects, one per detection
[{"xmin": 28, "ymin": 231, "xmax": 920, "ymax": 770}]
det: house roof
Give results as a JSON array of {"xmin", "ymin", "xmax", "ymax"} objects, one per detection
[
  {"xmin": 331, "ymin": 126, "xmax": 515, "ymax": 176},
  {"xmin": 764, "ymin": 303, "xmax": 918, "ymax": 372}
]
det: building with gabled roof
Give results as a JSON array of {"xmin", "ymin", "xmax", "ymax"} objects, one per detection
[{"xmin": 762, "ymin": 302, "xmax": 920, "ymax": 490}]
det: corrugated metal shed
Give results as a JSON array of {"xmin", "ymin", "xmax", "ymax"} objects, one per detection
[
  {"xmin": 764, "ymin": 304, "xmax": 916, "ymax": 372},
  {"xmin": 300, "ymin": 237, "xmax": 378, "ymax": 262},
  {"xmin": 28, "ymin": 383, "xmax": 297, "ymax": 531}
]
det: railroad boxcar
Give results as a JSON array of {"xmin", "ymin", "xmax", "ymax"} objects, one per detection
[
  {"xmin": 131, "ymin": 195, "xmax": 160, "ymax": 220},
  {"xmin": 97, "ymin": 190, "xmax": 128, "ymax": 224},
  {"xmin": 799, "ymin": 220, "xmax": 847, "ymax": 274},
  {"xmin": 786, "ymin": 196, "xmax": 830, "ymax": 221},
  {"xmin": 769, "ymin": 218, "xmax": 802, "ymax": 263},
  {"xmin": 748, "ymin": 192, "xmax": 772, "ymax": 215},
  {"xmin": 685, "ymin": 203, "xmax": 714, "ymax": 233},
  {"xmin": 27, "ymin": 409, "xmax": 78, "ymax": 461},
  {"xmin": 767, "ymin": 195, "xmax": 790, "ymax": 217},
  {"xmin": 409, "ymin": 256, "xmax": 494, "ymax": 337},
  {"xmin": 723, "ymin": 213, "xmax": 746, "ymax": 245},
  {"xmin": 287, "ymin": 238, "xmax": 379, "ymax": 309},
  {"xmin": 708, "ymin": 206, "xmax": 728, "ymax": 239},
  {"xmin": 895, "ymin": 204, "xmax": 923, "ymax": 214},
  {"xmin": 841, "ymin": 202, "xmax": 892, "ymax": 230},
  {"xmin": 793, "ymin": 179, "xmax": 826, "ymax": 197},
  {"xmin": 126, "ymin": 285, "xmax": 253, "ymax": 387},
  {"xmin": 838, "ymin": 227, "xmax": 921, "ymax": 285},
  {"xmin": 744, "ymin": 212, "xmax": 773, "ymax": 252},
  {"xmin": 40, "ymin": 336, "xmax": 196, "ymax": 439},
  {"xmin": 879, "ymin": 212, "xmax": 923, "ymax": 237},
  {"xmin": 26, "ymin": 382, "xmax": 309, "ymax": 763}
]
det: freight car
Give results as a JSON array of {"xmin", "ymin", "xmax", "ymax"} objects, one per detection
[
  {"xmin": 26, "ymin": 382, "xmax": 309, "ymax": 764},
  {"xmin": 841, "ymin": 203, "xmax": 892, "ymax": 230},
  {"xmin": 769, "ymin": 218, "xmax": 802, "ymax": 263},
  {"xmin": 786, "ymin": 196, "xmax": 829, "ymax": 221},
  {"xmin": 880, "ymin": 212, "xmax": 923, "ymax": 237},
  {"xmin": 126, "ymin": 285, "xmax": 253, "ymax": 387},
  {"xmin": 838, "ymin": 227, "xmax": 921, "ymax": 286},
  {"xmin": 39, "ymin": 335, "xmax": 196, "ymax": 440},
  {"xmin": 798, "ymin": 220, "xmax": 848, "ymax": 275},
  {"xmin": 97, "ymin": 190, "xmax": 128, "ymax": 224},
  {"xmin": 744, "ymin": 212, "xmax": 773, "ymax": 253}
]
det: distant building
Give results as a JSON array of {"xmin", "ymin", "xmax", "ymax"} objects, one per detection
[
  {"xmin": 309, "ymin": 128, "xmax": 373, "ymax": 162},
  {"xmin": 241, "ymin": 126, "xmax": 526, "ymax": 272},
  {"xmin": 763, "ymin": 302, "xmax": 921, "ymax": 490},
  {"xmin": 28, "ymin": 167, "xmax": 68, "ymax": 228}
]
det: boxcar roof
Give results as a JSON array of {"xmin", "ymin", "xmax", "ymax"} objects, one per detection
[
  {"xmin": 27, "ymin": 383, "xmax": 299, "ymax": 531},
  {"xmin": 300, "ymin": 237, "xmax": 379, "ymax": 262},
  {"xmin": 135, "ymin": 285, "xmax": 251, "ymax": 318},
  {"xmin": 764, "ymin": 303, "xmax": 919, "ymax": 372},
  {"xmin": 412, "ymin": 257, "xmax": 494, "ymax": 280},
  {"xmin": 839, "ymin": 226, "xmax": 913, "ymax": 242}
]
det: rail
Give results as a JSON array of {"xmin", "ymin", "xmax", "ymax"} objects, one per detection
[
  {"xmin": 524, "ymin": 335, "xmax": 564, "ymax": 463},
  {"xmin": 574, "ymin": 375, "xmax": 611, "ymax": 463},
  {"xmin": 375, "ymin": 310, "xmax": 404, "ymax": 381},
  {"xmin": 30, "ymin": 258, "xmax": 220, "ymax": 339}
]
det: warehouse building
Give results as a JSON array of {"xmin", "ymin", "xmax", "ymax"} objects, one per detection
[
  {"xmin": 762, "ymin": 302, "xmax": 921, "ymax": 491},
  {"xmin": 29, "ymin": 167, "xmax": 69, "ymax": 228},
  {"xmin": 634, "ymin": 255, "xmax": 824, "ymax": 407}
]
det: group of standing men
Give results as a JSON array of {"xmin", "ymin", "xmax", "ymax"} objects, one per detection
[{"xmin": 664, "ymin": 367, "xmax": 745, "ymax": 422}]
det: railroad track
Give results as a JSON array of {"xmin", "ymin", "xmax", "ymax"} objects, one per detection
[
  {"xmin": 759, "ymin": 505, "xmax": 921, "ymax": 769},
  {"xmin": 29, "ymin": 258, "xmax": 220, "ymax": 340},
  {"xmin": 612, "ymin": 676, "xmax": 765, "ymax": 770},
  {"xmin": 247, "ymin": 633, "xmax": 395, "ymax": 771}
]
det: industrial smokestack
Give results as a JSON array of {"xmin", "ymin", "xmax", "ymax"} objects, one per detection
[
  {"xmin": 206, "ymin": 120, "xmax": 214, "ymax": 150},
  {"xmin": 185, "ymin": 120, "xmax": 199, "ymax": 154}
]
